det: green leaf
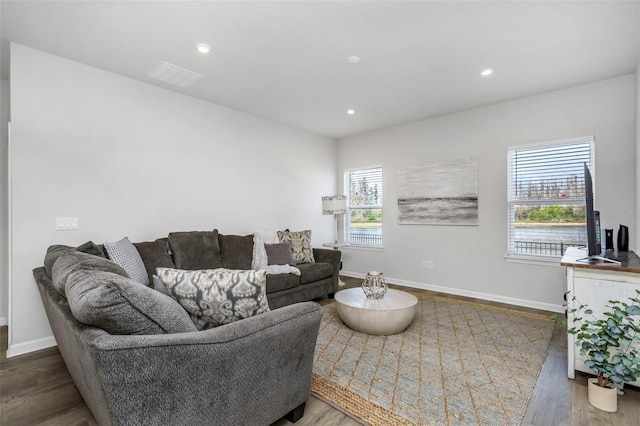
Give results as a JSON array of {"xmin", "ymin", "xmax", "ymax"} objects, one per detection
[
  {"xmin": 627, "ymin": 305, "xmax": 640, "ymax": 315},
  {"xmin": 593, "ymin": 352, "xmax": 608, "ymax": 362},
  {"xmin": 614, "ymin": 364, "xmax": 629, "ymax": 375},
  {"xmin": 610, "ymin": 375, "xmax": 624, "ymax": 384},
  {"xmin": 607, "ymin": 325, "xmax": 623, "ymax": 336}
]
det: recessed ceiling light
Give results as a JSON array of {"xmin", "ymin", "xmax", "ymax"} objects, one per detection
[
  {"xmin": 347, "ymin": 56, "xmax": 360, "ymax": 64},
  {"xmin": 480, "ymin": 68, "xmax": 494, "ymax": 77},
  {"xmin": 196, "ymin": 43, "xmax": 211, "ymax": 54},
  {"xmin": 346, "ymin": 109, "xmax": 356, "ymax": 115}
]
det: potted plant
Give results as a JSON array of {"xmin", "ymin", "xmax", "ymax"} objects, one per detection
[{"xmin": 562, "ymin": 289, "xmax": 640, "ymax": 412}]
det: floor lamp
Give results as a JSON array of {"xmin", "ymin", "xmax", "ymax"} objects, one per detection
[{"xmin": 322, "ymin": 195, "xmax": 348, "ymax": 286}]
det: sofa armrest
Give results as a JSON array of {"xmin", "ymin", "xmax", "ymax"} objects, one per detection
[
  {"xmin": 313, "ymin": 248, "xmax": 341, "ymax": 292},
  {"xmin": 88, "ymin": 302, "xmax": 322, "ymax": 425}
]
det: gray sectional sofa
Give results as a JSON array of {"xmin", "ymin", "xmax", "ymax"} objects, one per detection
[{"xmin": 33, "ymin": 229, "xmax": 340, "ymax": 425}]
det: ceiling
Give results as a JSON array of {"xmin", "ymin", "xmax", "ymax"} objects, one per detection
[{"xmin": 1, "ymin": 1, "xmax": 639, "ymax": 139}]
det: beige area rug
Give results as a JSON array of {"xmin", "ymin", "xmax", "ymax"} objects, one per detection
[{"xmin": 311, "ymin": 293, "xmax": 555, "ymax": 426}]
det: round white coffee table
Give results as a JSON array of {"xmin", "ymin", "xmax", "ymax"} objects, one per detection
[{"xmin": 334, "ymin": 288, "xmax": 418, "ymax": 335}]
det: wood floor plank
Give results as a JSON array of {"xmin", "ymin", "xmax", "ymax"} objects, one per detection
[{"xmin": 2, "ymin": 277, "xmax": 639, "ymax": 425}]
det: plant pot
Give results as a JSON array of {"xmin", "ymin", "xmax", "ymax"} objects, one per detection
[{"xmin": 588, "ymin": 378, "xmax": 617, "ymax": 412}]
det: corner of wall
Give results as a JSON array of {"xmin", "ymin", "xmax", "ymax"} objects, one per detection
[
  {"xmin": 0, "ymin": 78, "xmax": 9, "ymax": 332},
  {"xmin": 636, "ymin": 56, "xmax": 640, "ymax": 250}
]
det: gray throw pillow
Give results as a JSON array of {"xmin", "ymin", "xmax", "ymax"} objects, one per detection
[
  {"xmin": 264, "ymin": 242, "xmax": 296, "ymax": 266},
  {"xmin": 104, "ymin": 237, "xmax": 149, "ymax": 286},
  {"xmin": 156, "ymin": 267, "xmax": 270, "ymax": 330},
  {"xmin": 66, "ymin": 270, "xmax": 197, "ymax": 335}
]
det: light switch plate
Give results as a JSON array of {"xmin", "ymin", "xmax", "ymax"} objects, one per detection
[{"xmin": 56, "ymin": 217, "xmax": 78, "ymax": 230}]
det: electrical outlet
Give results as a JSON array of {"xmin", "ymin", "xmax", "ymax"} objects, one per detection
[{"xmin": 56, "ymin": 217, "xmax": 78, "ymax": 230}]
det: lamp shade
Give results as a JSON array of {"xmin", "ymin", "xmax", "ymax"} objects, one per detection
[{"xmin": 322, "ymin": 195, "xmax": 347, "ymax": 215}]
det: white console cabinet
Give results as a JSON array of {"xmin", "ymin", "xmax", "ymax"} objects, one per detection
[{"xmin": 561, "ymin": 247, "xmax": 640, "ymax": 386}]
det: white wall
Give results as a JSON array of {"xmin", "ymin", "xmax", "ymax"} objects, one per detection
[
  {"xmin": 338, "ymin": 75, "xmax": 636, "ymax": 311},
  {"xmin": 0, "ymin": 79, "xmax": 8, "ymax": 327},
  {"xmin": 7, "ymin": 43, "xmax": 338, "ymax": 356}
]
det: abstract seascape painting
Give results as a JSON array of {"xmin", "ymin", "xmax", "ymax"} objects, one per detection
[{"xmin": 397, "ymin": 157, "xmax": 478, "ymax": 225}]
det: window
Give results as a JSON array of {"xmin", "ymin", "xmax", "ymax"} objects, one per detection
[
  {"xmin": 344, "ymin": 166, "xmax": 383, "ymax": 246},
  {"xmin": 507, "ymin": 136, "xmax": 594, "ymax": 258}
]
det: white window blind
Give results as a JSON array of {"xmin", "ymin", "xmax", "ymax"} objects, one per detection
[
  {"xmin": 344, "ymin": 166, "xmax": 383, "ymax": 246},
  {"xmin": 507, "ymin": 137, "xmax": 594, "ymax": 258}
]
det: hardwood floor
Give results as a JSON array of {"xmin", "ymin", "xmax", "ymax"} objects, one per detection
[{"xmin": 2, "ymin": 276, "xmax": 639, "ymax": 425}]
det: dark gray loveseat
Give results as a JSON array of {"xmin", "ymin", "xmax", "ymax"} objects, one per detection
[{"xmin": 32, "ymin": 229, "xmax": 338, "ymax": 425}]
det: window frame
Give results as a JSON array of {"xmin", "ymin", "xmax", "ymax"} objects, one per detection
[
  {"xmin": 506, "ymin": 136, "xmax": 595, "ymax": 262},
  {"xmin": 343, "ymin": 165, "xmax": 383, "ymax": 248}
]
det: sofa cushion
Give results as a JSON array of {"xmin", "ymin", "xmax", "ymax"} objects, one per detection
[
  {"xmin": 219, "ymin": 234, "xmax": 254, "ymax": 270},
  {"xmin": 133, "ymin": 238, "xmax": 175, "ymax": 286},
  {"xmin": 156, "ymin": 268, "xmax": 270, "ymax": 330},
  {"xmin": 44, "ymin": 242, "xmax": 104, "ymax": 277},
  {"xmin": 277, "ymin": 229, "xmax": 315, "ymax": 264},
  {"xmin": 265, "ymin": 273, "xmax": 300, "ymax": 294},
  {"xmin": 45, "ymin": 245, "xmax": 73, "ymax": 278},
  {"xmin": 51, "ymin": 249, "xmax": 129, "ymax": 296},
  {"xmin": 265, "ymin": 242, "xmax": 296, "ymax": 266},
  {"xmin": 66, "ymin": 270, "xmax": 197, "ymax": 335},
  {"xmin": 168, "ymin": 230, "xmax": 224, "ymax": 270},
  {"xmin": 76, "ymin": 241, "xmax": 106, "ymax": 258},
  {"xmin": 297, "ymin": 262, "xmax": 333, "ymax": 285},
  {"xmin": 104, "ymin": 237, "xmax": 149, "ymax": 286}
]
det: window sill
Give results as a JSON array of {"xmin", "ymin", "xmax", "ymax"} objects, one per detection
[
  {"xmin": 344, "ymin": 244, "xmax": 384, "ymax": 252},
  {"xmin": 504, "ymin": 254, "xmax": 563, "ymax": 267}
]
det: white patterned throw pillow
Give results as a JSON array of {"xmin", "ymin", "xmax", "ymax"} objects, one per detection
[
  {"xmin": 155, "ymin": 268, "xmax": 270, "ymax": 330},
  {"xmin": 277, "ymin": 229, "xmax": 315, "ymax": 264},
  {"xmin": 104, "ymin": 237, "xmax": 149, "ymax": 286}
]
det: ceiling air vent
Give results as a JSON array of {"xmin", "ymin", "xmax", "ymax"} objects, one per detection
[{"xmin": 147, "ymin": 61, "xmax": 204, "ymax": 87}]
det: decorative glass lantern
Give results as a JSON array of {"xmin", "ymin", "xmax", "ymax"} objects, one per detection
[{"xmin": 362, "ymin": 271, "xmax": 387, "ymax": 299}]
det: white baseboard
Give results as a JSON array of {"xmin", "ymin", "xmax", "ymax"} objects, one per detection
[
  {"xmin": 6, "ymin": 335, "xmax": 57, "ymax": 358},
  {"xmin": 0, "ymin": 317, "xmax": 6, "ymax": 326},
  {"xmin": 341, "ymin": 271, "xmax": 564, "ymax": 314}
]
